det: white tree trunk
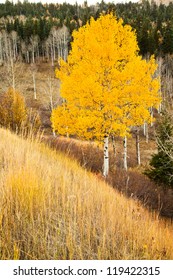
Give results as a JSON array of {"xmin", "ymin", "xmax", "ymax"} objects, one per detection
[
  {"xmin": 158, "ymin": 102, "xmax": 162, "ymax": 114},
  {"xmin": 32, "ymin": 46, "xmax": 35, "ymax": 64},
  {"xmin": 26, "ymin": 51, "xmax": 29, "ymax": 63},
  {"xmin": 143, "ymin": 121, "xmax": 146, "ymax": 136},
  {"xmin": 136, "ymin": 128, "xmax": 141, "ymax": 165},
  {"xmin": 143, "ymin": 121, "xmax": 149, "ymax": 143},
  {"xmin": 53, "ymin": 130, "xmax": 56, "ymax": 137},
  {"xmin": 150, "ymin": 107, "xmax": 153, "ymax": 127},
  {"xmin": 123, "ymin": 136, "xmax": 127, "ymax": 171},
  {"xmin": 51, "ymin": 44, "xmax": 54, "ymax": 67},
  {"xmin": 103, "ymin": 136, "xmax": 109, "ymax": 177}
]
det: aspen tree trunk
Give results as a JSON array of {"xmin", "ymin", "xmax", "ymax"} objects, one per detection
[
  {"xmin": 103, "ymin": 136, "xmax": 109, "ymax": 177},
  {"xmin": 63, "ymin": 32, "xmax": 68, "ymax": 62},
  {"xmin": 53, "ymin": 36, "xmax": 56, "ymax": 60},
  {"xmin": 27, "ymin": 51, "xmax": 29, "ymax": 63},
  {"xmin": 123, "ymin": 136, "xmax": 127, "ymax": 171},
  {"xmin": 136, "ymin": 128, "xmax": 141, "ymax": 165},
  {"xmin": 57, "ymin": 44, "xmax": 60, "ymax": 62},
  {"xmin": 53, "ymin": 131, "xmax": 56, "ymax": 137},
  {"xmin": 150, "ymin": 107, "xmax": 153, "ymax": 127},
  {"xmin": 15, "ymin": 41, "xmax": 17, "ymax": 60},
  {"xmin": 158, "ymin": 103, "xmax": 162, "ymax": 114},
  {"xmin": 143, "ymin": 121, "xmax": 146, "ymax": 136},
  {"xmin": 46, "ymin": 43, "xmax": 49, "ymax": 61},
  {"xmin": 51, "ymin": 44, "xmax": 54, "ymax": 67},
  {"xmin": 143, "ymin": 121, "xmax": 148, "ymax": 143},
  {"xmin": 32, "ymin": 46, "xmax": 35, "ymax": 64}
]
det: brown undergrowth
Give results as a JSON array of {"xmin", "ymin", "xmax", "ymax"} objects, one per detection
[{"xmin": 46, "ymin": 135, "xmax": 173, "ymax": 218}]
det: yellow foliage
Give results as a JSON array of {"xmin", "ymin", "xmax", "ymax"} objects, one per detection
[
  {"xmin": 52, "ymin": 14, "xmax": 161, "ymax": 140},
  {"xmin": 0, "ymin": 87, "xmax": 27, "ymax": 131}
]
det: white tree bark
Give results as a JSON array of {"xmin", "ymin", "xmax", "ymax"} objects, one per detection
[
  {"xmin": 136, "ymin": 128, "xmax": 141, "ymax": 165},
  {"xmin": 50, "ymin": 43, "xmax": 54, "ymax": 67},
  {"xmin": 150, "ymin": 107, "xmax": 153, "ymax": 127},
  {"xmin": 103, "ymin": 136, "xmax": 109, "ymax": 177},
  {"xmin": 11, "ymin": 58, "xmax": 15, "ymax": 90},
  {"xmin": 123, "ymin": 136, "xmax": 128, "ymax": 171},
  {"xmin": 143, "ymin": 121, "xmax": 149, "ymax": 143},
  {"xmin": 10, "ymin": 30, "xmax": 18, "ymax": 61},
  {"xmin": 30, "ymin": 35, "xmax": 39, "ymax": 64},
  {"xmin": 30, "ymin": 64, "xmax": 38, "ymax": 100}
]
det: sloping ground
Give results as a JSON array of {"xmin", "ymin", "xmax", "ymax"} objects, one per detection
[
  {"xmin": 47, "ymin": 136, "xmax": 173, "ymax": 218},
  {"xmin": 0, "ymin": 128, "xmax": 173, "ymax": 260}
]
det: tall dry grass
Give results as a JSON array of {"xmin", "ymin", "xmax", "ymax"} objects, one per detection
[
  {"xmin": 0, "ymin": 128, "xmax": 173, "ymax": 260},
  {"xmin": 47, "ymin": 136, "xmax": 173, "ymax": 218}
]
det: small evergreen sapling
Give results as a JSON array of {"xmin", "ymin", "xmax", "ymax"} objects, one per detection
[{"xmin": 145, "ymin": 110, "xmax": 173, "ymax": 187}]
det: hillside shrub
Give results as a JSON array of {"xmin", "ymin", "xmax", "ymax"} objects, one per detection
[
  {"xmin": 0, "ymin": 88, "xmax": 27, "ymax": 131},
  {"xmin": 144, "ymin": 110, "xmax": 173, "ymax": 187}
]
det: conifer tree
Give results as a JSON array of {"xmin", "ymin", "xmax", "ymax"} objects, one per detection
[{"xmin": 145, "ymin": 110, "xmax": 173, "ymax": 187}]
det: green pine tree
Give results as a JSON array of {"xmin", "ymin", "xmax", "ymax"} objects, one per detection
[{"xmin": 145, "ymin": 110, "xmax": 173, "ymax": 187}]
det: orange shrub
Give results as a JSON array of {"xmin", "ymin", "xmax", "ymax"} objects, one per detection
[{"xmin": 0, "ymin": 87, "xmax": 27, "ymax": 131}]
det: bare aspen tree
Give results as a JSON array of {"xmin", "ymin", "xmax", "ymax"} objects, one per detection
[
  {"xmin": 47, "ymin": 27, "xmax": 57, "ymax": 66},
  {"xmin": 30, "ymin": 35, "xmax": 39, "ymax": 64},
  {"xmin": 143, "ymin": 121, "xmax": 149, "ymax": 143},
  {"xmin": 46, "ymin": 36, "xmax": 54, "ymax": 67},
  {"xmin": 44, "ymin": 39, "xmax": 50, "ymax": 61},
  {"xmin": 36, "ymin": 73, "xmax": 60, "ymax": 136},
  {"xmin": 30, "ymin": 63, "xmax": 38, "ymax": 100},
  {"xmin": 58, "ymin": 25, "xmax": 69, "ymax": 62},
  {"xmin": 135, "ymin": 127, "xmax": 141, "ymax": 165},
  {"xmin": 40, "ymin": 73, "xmax": 60, "ymax": 111},
  {"xmin": 150, "ymin": 106, "xmax": 154, "ymax": 127},
  {"xmin": 10, "ymin": 30, "xmax": 18, "ymax": 61},
  {"xmin": 3, "ymin": 30, "xmax": 11, "ymax": 61}
]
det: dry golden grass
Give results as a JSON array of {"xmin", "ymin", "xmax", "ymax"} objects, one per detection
[{"xmin": 0, "ymin": 128, "xmax": 173, "ymax": 260}]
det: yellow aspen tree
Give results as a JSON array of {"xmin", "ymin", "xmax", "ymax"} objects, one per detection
[
  {"xmin": 0, "ymin": 88, "xmax": 27, "ymax": 131},
  {"xmin": 51, "ymin": 14, "xmax": 161, "ymax": 177},
  {"xmin": 117, "ymin": 56, "xmax": 161, "ymax": 168}
]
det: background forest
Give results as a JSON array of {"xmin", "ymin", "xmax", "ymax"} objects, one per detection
[{"xmin": 1, "ymin": 0, "xmax": 173, "ymax": 57}]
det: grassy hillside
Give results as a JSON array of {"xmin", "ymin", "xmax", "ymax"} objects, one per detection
[{"xmin": 0, "ymin": 128, "xmax": 173, "ymax": 260}]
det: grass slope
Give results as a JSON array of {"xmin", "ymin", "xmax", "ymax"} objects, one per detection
[{"xmin": 0, "ymin": 128, "xmax": 173, "ymax": 260}]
